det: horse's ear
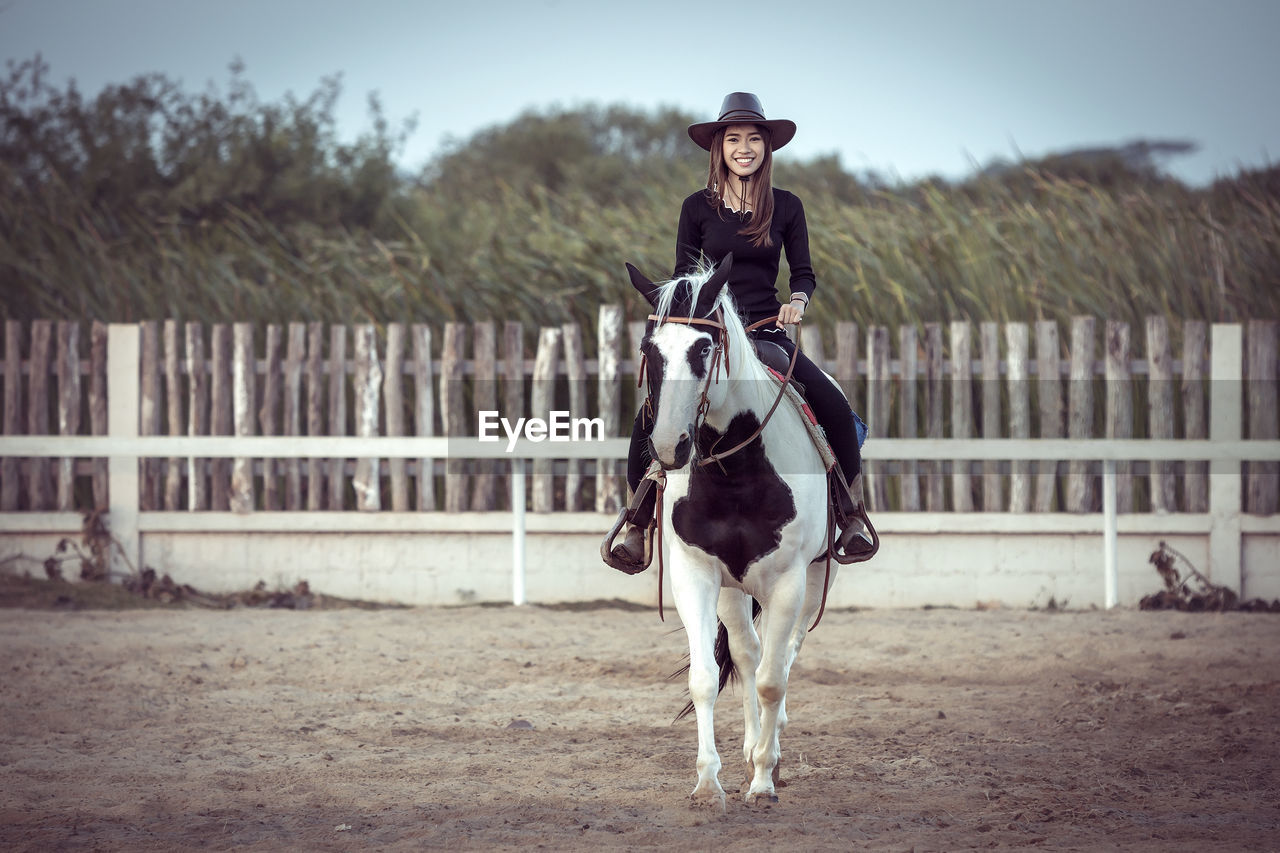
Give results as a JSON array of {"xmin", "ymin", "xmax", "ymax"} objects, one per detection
[
  {"xmin": 626, "ymin": 263, "xmax": 660, "ymax": 308},
  {"xmin": 694, "ymin": 252, "xmax": 733, "ymax": 317}
]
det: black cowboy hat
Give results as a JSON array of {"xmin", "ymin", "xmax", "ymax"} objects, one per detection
[{"xmin": 687, "ymin": 92, "xmax": 797, "ymax": 151}]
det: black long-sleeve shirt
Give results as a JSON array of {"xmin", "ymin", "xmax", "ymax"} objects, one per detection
[{"xmin": 672, "ymin": 188, "xmax": 817, "ymax": 325}]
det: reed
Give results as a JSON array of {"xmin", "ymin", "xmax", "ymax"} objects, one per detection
[{"xmin": 3, "ymin": 166, "xmax": 1276, "ymax": 345}]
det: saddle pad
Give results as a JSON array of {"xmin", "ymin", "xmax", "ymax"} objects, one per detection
[{"xmin": 764, "ymin": 366, "xmax": 838, "ymax": 472}]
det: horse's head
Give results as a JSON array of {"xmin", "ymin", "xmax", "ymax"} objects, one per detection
[{"xmin": 627, "ymin": 254, "xmax": 736, "ymax": 471}]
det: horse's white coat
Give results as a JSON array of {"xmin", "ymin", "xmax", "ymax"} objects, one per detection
[{"xmin": 643, "ymin": 266, "xmax": 836, "ymax": 808}]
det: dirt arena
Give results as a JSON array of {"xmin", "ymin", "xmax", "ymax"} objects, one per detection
[{"xmin": 1, "ymin": 598, "xmax": 1277, "ymax": 851}]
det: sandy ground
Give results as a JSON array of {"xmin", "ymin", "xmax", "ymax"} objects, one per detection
[{"xmin": 1, "ymin": 601, "xmax": 1278, "ymax": 852}]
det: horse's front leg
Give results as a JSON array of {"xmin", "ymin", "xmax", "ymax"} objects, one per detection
[
  {"xmin": 717, "ymin": 589, "xmax": 761, "ymax": 789},
  {"xmin": 746, "ymin": 564, "xmax": 808, "ymax": 804},
  {"xmin": 671, "ymin": 558, "xmax": 726, "ymax": 810}
]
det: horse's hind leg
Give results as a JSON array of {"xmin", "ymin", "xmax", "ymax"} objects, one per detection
[
  {"xmin": 672, "ymin": 564, "xmax": 726, "ymax": 809},
  {"xmin": 717, "ymin": 589, "xmax": 761, "ymax": 788},
  {"xmin": 746, "ymin": 565, "xmax": 808, "ymax": 804}
]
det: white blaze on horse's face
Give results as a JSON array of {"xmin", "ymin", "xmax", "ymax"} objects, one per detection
[{"xmin": 643, "ymin": 322, "xmax": 723, "ymax": 471}]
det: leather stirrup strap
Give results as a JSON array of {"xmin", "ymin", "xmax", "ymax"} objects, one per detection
[
  {"xmin": 808, "ymin": 501, "xmax": 834, "ymax": 632},
  {"xmin": 655, "ymin": 476, "xmax": 665, "ymax": 621}
]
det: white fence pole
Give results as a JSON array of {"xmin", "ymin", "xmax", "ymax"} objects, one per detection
[
  {"xmin": 511, "ymin": 457, "xmax": 526, "ymax": 606},
  {"xmin": 1103, "ymin": 459, "xmax": 1118, "ymax": 608},
  {"xmin": 107, "ymin": 324, "xmax": 140, "ymax": 577},
  {"xmin": 1209, "ymin": 324, "xmax": 1244, "ymax": 591}
]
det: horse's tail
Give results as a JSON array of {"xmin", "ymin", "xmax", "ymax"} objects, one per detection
[{"xmin": 674, "ymin": 598, "xmax": 762, "ymax": 721}]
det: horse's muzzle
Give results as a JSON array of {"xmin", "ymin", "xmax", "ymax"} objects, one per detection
[{"xmin": 649, "ymin": 429, "xmax": 692, "ymax": 471}]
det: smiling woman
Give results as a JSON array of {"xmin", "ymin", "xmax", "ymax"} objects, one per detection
[{"xmin": 605, "ymin": 92, "xmax": 874, "ymax": 574}]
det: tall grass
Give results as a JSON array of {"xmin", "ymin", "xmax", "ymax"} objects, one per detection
[{"xmin": 3, "ymin": 167, "xmax": 1277, "ymax": 347}]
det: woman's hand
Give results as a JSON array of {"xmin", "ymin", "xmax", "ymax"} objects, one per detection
[{"xmin": 777, "ymin": 298, "xmax": 806, "ymax": 327}]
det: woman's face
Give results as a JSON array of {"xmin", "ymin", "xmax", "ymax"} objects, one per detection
[{"xmin": 721, "ymin": 124, "xmax": 766, "ymax": 178}]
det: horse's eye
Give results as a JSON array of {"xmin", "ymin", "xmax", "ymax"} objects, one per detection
[{"xmin": 700, "ymin": 343, "xmax": 713, "ymax": 360}]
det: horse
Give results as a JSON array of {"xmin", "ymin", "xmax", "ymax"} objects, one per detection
[{"xmin": 626, "ymin": 253, "xmax": 845, "ymax": 808}]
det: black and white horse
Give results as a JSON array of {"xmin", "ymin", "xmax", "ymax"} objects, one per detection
[{"xmin": 629, "ymin": 255, "xmax": 841, "ymax": 808}]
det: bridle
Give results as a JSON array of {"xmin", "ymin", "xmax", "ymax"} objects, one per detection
[{"xmin": 642, "ymin": 310, "xmax": 801, "ymax": 470}]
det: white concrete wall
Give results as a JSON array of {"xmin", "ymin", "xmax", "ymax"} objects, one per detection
[{"xmin": 5, "ymin": 512, "xmax": 1277, "ymax": 609}]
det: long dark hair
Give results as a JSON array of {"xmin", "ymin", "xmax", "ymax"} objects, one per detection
[{"xmin": 705, "ymin": 126, "xmax": 775, "ymax": 248}]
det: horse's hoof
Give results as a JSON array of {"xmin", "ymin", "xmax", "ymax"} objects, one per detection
[
  {"xmin": 690, "ymin": 783, "xmax": 727, "ymax": 813},
  {"xmin": 744, "ymin": 789, "xmax": 778, "ymax": 806}
]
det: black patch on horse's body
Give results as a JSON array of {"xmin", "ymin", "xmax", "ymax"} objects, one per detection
[{"xmin": 671, "ymin": 411, "xmax": 796, "ymax": 582}]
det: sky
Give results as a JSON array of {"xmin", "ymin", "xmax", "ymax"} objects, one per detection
[{"xmin": 2, "ymin": 0, "xmax": 1278, "ymax": 186}]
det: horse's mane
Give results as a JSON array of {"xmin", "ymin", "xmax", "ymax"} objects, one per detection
[{"xmin": 650, "ymin": 261, "xmax": 761, "ymax": 381}]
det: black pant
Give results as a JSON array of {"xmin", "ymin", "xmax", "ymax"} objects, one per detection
[{"xmin": 626, "ymin": 326, "xmax": 862, "ymax": 491}]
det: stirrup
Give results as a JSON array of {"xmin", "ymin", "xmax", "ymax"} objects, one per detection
[
  {"xmin": 827, "ymin": 466, "xmax": 880, "ymax": 565},
  {"xmin": 600, "ymin": 465, "xmax": 660, "ymax": 574},
  {"xmin": 832, "ymin": 501, "xmax": 879, "ymax": 564},
  {"xmin": 601, "ymin": 512, "xmax": 654, "ymax": 574}
]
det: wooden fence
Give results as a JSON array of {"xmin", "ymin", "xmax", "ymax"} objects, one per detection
[{"xmin": 1, "ymin": 313, "xmax": 1277, "ymax": 517}]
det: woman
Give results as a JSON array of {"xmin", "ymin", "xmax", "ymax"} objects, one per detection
[{"xmin": 606, "ymin": 92, "xmax": 873, "ymax": 573}]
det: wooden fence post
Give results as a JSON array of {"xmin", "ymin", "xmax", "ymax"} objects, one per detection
[
  {"xmin": 561, "ymin": 322, "xmax": 587, "ymax": 512},
  {"xmin": 27, "ymin": 320, "xmax": 52, "ymax": 510},
  {"xmin": 412, "ymin": 324, "xmax": 437, "ymax": 511},
  {"xmin": 1006, "ymin": 323, "xmax": 1030, "ymax": 512},
  {"xmin": 898, "ymin": 325, "xmax": 920, "ymax": 511},
  {"xmin": 980, "ymin": 322, "xmax": 1002, "ymax": 512},
  {"xmin": 138, "ymin": 321, "xmax": 159, "ymax": 511},
  {"xmin": 1208, "ymin": 324, "xmax": 1243, "ymax": 591},
  {"xmin": 1182, "ymin": 320, "xmax": 1209, "ymax": 512},
  {"xmin": 230, "ymin": 323, "xmax": 255, "ymax": 514},
  {"xmin": 352, "ymin": 324, "xmax": 382, "ymax": 511},
  {"xmin": 327, "ymin": 325, "xmax": 348, "ymax": 510},
  {"xmin": 800, "ymin": 325, "xmax": 825, "ymax": 372},
  {"xmin": 1146, "ymin": 316, "xmax": 1176, "ymax": 512},
  {"xmin": 162, "ymin": 321, "xmax": 182, "ymax": 510},
  {"xmin": 107, "ymin": 324, "xmax": 140, "ymax": 577},
  {"xmin": 441, "ymin": 322, "xmax": 468, "ymax": 512},
  {"xmin": 471, "ymin": 322, "xmax": 498, "ymax": 511},
  {"xmin": 383, "ymin": 323, "xmax": 408, "ymax": 512},
  {"xmin": 532, "ymin": 327, "xmax": 562, "ymax": 512},
  {"xmin": 304, "ymin": 323, "xmax": 324, "ymax": 510},
  {"xmin": 1034, "ymin": 320, "xmax": 1061, "ymax": 512},
  {"xmin": 184, "ymin": 323, "xmax": 206, "ymax": 511},
  {"xmin": 2, "ymin": 321, "xmax": 21, "ymax": 511},
  {"xmin": 950, "ymin": 321, "xmax": 973, "ymax": 512},
  {"xmin": 1067, "ymin": 316, "xmax": 1095, "ymax": 513},
  {"xmin": 865, "ymin": 326, "xmax": 890, "ymax": 511},
  {"xmin": 283, "ymin": 323, "xmax": 306, "ymax": 511},
  {"xmin": 1246, "ymin": 320, "xmax": 1279, "ymax": 514},
  {"xmin": 91, "ymin": 322, "xmax": 108, "ymax": 510},
  {"xmin": 56, "ymin": 322, "xmax": 81, "ymax": 512},
  {"xmin": 1105, "ymin": 320, "xmax": 1133, "ymax": 513},
  {"xmin": 260, "ymin": 324, "xmax": 282, "ymax": 511},
  {"xmin": 209, "ymin": 325, "xmax": 231, "ymax": 511},
  {"xmin": 596, "ymin": 306, "xmax": 623, "ymax": 514},
  {"xmin": 835, "ymin": 321, "xmax": 860, "ymax": 415},
  {"xmin": 923, "ymin": 323, "xmax": 945, "ymax": 510},
  {"xmin": 502, "ymin": 322, "xmax": 524, "ymax": 512}
]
